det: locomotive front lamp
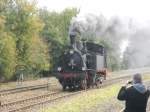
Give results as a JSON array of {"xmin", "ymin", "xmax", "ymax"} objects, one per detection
[
  {"xmin": 69, "ymin": 50, "xmax": 74, "ymax": 54},
  {"xmin": 82, "ymin": 67, "xmax": 86, "ymax": 71},
  {"xmin": 57, "ymin": 67, "xmax": 62, "ymax": 71}
]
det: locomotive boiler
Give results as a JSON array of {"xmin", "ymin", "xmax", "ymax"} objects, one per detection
[{"xmin": 56, "ymin": 31, "xmax": 107, "ymax": 90}]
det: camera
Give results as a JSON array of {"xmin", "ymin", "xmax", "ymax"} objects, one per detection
[{"xmin": 127, "ymin": 81, "xmax": 133, "ymax": 84}]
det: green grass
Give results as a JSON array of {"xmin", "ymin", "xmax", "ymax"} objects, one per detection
[
  {"xmin": 42, "ymin": 74, "xmax": 150, "ymax": 112},
  {"xmin": 143, "ymin": 73, "xmax": 150, "ymax": 80},
  {"xmin": 42, "ymin": 84, "xmax": 121, "ymax": 112}
]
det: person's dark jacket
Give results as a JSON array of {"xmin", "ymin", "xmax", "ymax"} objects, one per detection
[{"xmin": 117, "ymin": 84, "xmax": 150, "ymax": 112}]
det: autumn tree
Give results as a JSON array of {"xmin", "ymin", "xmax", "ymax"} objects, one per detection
[
  {"xmin": 0, "ymin": 0, "xmax": 50, "ymax": 80},
  {"xmin": 0, "ymin": 1, "xmax": 17, "ymax": 80},
  {"xmin": 39, "ymin": 8, "xmax": 78, "ymax": 69}
]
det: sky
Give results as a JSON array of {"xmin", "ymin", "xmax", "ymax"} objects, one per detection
[
  {"xmin": 37, "ymin": 0, "xmax": 150, "ymax": 54},
  {"xmin": 37, "ymin": 0, "xmax": 150, "ymax": 24}
]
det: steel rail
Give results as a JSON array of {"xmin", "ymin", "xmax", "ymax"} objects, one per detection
[
  {"xmin": 1, "ymin": 68, "xmax": 150, "ymax": 112},
  {"xmin": 2, "ymin": 74, "xmax": 134, "ymax": 112},
  {"xmin": 0, "ymin": 83, "xmax": 53, "ymax": 96}
]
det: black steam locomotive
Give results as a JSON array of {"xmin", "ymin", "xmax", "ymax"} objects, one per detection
[{"xmin": 56, "ymin": 32, "xmax": 107, "ymax": 90}]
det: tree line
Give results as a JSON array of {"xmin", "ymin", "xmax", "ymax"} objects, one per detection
[
  {"xmin": 0, "ymin": 0, "xmax": 78, "ymax": 81},
  {"xmin": 0, "ymin": 0, "xmax": 125, "ymax": 81}
]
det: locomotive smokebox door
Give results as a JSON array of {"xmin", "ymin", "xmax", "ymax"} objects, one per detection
[{"xmin": 70, "ymin": 33, "xmax": 76, "ymax": 46}]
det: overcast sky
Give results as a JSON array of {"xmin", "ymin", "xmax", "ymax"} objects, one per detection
[
  {"xmin": 37, "ymin": 0, "xmax": 150, "ymax": 24},
  {"xmin": 37, "ymin": 0, "xmax": 150, "ymax": 53}
]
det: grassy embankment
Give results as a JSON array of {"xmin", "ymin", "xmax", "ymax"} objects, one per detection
[{"xmin": 42, "ymin": 74, "xmax": 150, "ymax": 112}]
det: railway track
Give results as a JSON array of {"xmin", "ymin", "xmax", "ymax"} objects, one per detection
[
  {"xmin": 2, "ymin": 91, "xmax": 78, "ymax": 112},
  {"xmin": 0, "ymin": 83, "xmax": 50, "ymax": 96},
  {"xmin": 0, "ymin": 72, "xmax": 131, "ymax": 96},
  {"xmin": 1, "ymin": 67, "xmax": 150, "ymax": 96},
  {"xmin": 1, "ymin": 91, "xmax": 62, "ymax": 112},
  {"xmin": 110, "ymin": 67, "xmax": 150, "ymax": 78},
  {"xmin": 0, "ymin": 68, "xmax": 150, "ymax": 112},
  {"xmin": 0, "ymin": 74, "xmax": 134, "ymax": 112}
]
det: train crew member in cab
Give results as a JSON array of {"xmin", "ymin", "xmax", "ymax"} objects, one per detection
[{"xmin": 117, "ymin": 73, "xmax": 150, "ymax": 112}]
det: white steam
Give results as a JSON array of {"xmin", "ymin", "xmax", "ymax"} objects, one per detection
[{"xmin": 69, "ymin": 13, "xmax": 150, "ymax": 69}]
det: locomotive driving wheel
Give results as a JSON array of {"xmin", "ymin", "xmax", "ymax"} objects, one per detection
[
  {"xmin": 62, "ymin": 81, "xmax": 67, "ymax": 91},
  {"xmin": 63, "ymin": 85, "xmax": 67, "ymax": 91},
  {"xmin": 81, "ymin": 78, "xmax": 87, "ymax": 90}
]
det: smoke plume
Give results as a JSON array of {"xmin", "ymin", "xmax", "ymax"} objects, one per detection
[
  {"xmin": 69, "ymin": 13, "xmax": 150, "ymax": 69},
  {"xmin": 124, "ymin": 26, "xmax": 150, "ymax": 68}
]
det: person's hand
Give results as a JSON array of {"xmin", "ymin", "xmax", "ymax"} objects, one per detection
[
  {"xmin": 123, "ymin": 80, "xmax": 132, "ymax": 87},
  {"xmin": 127, "ymin": 80, "xmax": 133, "ymax": 84}
]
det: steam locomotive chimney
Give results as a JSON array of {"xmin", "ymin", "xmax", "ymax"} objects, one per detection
[
  {"xmin": 69, "ymin": 27, "xmax": 78, "ymax": 49},
  {"xmin": 70, "ymin": 32, "xmax": 76, "ymax": 49},
  {"xmin": 69, "ymin": 23, "xmax": 81, "ymax": 50}
]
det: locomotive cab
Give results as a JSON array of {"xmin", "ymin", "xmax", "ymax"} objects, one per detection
[
  {"xmin": 86, "ymin": 42, "xmax": 107, "ymax": 86},
  {"xmin": 86, "ymin": 42, "xmax": 107, "ymax": 71}
]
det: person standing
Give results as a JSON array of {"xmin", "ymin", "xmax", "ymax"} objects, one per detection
[{"xmin": 117, "ymin": 73, "xmax": 150, "ymax": 112}]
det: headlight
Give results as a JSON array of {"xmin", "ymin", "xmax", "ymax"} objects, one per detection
[
  {"xmin": 57, "ymin": 67, "xmax": 62, "ymax": 71},
  {"xmin": 82, "ymin": 67, "xmax": 86, "ymax": 71},
  {"xmin": 69, "ymin": 50, "xmax": 74, "ymax": 54}
]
